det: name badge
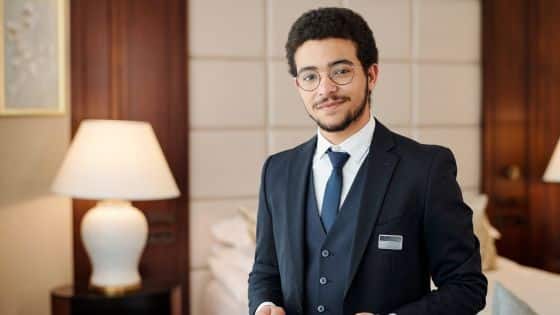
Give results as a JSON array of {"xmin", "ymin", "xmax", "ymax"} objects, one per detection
[{"xmin": 378, "ymin": 234, "xmax": 403, "ymax": 250}]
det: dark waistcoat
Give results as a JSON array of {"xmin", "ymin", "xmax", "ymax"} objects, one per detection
[{"xmin": 304, "ymin": 160, "xmax": 368, "ymax": 315}]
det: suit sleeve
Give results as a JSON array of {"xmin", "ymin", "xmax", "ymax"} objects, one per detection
[
  {"xmin": 391, "ymin": 147, "xmax": 487, "ymax": 315},
  {"xmin": 248, "ymin": 156, "xmax": 284, "ymax": 314}
]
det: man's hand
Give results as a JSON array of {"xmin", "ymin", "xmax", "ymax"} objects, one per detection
[{"xmin": 256, "ymin": 305, "xmax": 286, "ymax": 315}]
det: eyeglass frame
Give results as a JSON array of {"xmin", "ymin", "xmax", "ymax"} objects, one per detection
[{"xmin": 294, "ymin": 60, "xmax": 357, "ymax": 92}]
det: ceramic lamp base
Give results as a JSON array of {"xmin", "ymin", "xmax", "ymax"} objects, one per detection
[
  {"xmin": 81, "ymin": 200, "xmax": 148, "ymax": 295},
  {"xmin": 89, "ymin": 281, "xmax": 142, "ymax": 297}
]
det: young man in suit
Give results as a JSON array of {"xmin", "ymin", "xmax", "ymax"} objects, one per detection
[{"xmin": 248, "ymin": 7, "xmax": 487, "ymax": 315}]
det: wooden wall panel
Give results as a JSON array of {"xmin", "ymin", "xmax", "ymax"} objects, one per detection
[
  {"xmin": 527, "ymin": 0, "xmax": 560, "ymax": 272},
  {"xmin": 482, "ymin": 0, "xmax": 531, "ymax": 265},
  {"xmin": 70, "ymin": 0, "xmax": 190, "ymax": 312},
  {"xmin": 483, "ymin": 0, "xmax": 560, "ymax": 272}
]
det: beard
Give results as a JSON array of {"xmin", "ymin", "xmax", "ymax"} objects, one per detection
[{"xmin": 307, "ymin": 83, "xmax": 370, "ymax": 132}]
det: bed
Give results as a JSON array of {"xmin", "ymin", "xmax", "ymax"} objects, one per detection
[
  {"xmin": 480, "ymin": 256, "xmax": 560, "ymax": 314},
  {"xmin": 202, "ymin": 255, "xmax": 560, "ymax": 315}
]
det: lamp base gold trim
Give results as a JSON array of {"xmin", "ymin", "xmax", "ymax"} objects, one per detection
[{"xmin": 89, "ymin": 281, "xmax": 142, "ymax": 297}]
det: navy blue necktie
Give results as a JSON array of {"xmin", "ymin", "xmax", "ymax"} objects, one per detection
[{"xmin": 321, "ymin": 149, "xmax": 350, "ymax": 232}]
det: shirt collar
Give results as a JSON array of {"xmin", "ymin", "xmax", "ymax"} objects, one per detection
[{"xmin": 314, "ymin": 114, "xmax": 376, "ymax": 165}]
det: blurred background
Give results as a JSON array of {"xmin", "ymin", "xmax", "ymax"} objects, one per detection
[{"xmin": 1, "ymin": 0, "xmax": 559, "ymax": 314}]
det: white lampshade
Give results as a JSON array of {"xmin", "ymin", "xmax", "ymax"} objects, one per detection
[
  {"xmin": 543, "ymin": 137, "xmax": 560, "ymax": 183},
  {"xmin": 52, "ymin": 119, "xmax": 180, "ymax": 200}
]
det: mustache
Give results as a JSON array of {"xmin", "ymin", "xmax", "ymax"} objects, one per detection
[{"xmin": 313, "ymin": 95, "xmax": 351, "ymax": 108}]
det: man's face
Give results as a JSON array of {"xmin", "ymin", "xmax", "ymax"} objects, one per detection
[{"xmin": 293, "ymin": 38, "xmax": 378, "ymax": 132}]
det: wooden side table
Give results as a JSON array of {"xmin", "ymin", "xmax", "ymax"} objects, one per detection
[{"xmin": 51, "ymin": 283, "xmax": 182, "ymax": 315}]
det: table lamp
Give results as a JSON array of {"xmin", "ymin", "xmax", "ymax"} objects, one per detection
[
  {"xmin": 543, "ymin": 137, "xmax": 560, "ymax": 183},
  {"xmin": 51, "ymin": 119, "xmax": 180, "ymax": 295}
]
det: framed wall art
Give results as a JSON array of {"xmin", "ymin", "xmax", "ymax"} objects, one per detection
[{"xmin": 0, "ymin": 0, "xmax": 67, "ymax": 116}]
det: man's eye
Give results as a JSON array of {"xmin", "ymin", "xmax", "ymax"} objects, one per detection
[
  {"xmin": 303, "ymin": 74, "xmax": 317, "ymax": 81},
  {"xmin": 333, "ymin": 68, "xmax": 350, "ymax": 75}
]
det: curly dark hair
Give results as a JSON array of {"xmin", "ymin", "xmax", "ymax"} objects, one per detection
[{"xmin": 285, "ymin": 7, "xmax": 378, "ymax": 77}]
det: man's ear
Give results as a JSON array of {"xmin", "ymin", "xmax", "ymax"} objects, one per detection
[
  {"xmin": 367, "ymin": 64, "xmax": 379, "ymax": 91},
  {"xmin": 293, "ymin": 77, "xmax": 298, "ymax": 88}
]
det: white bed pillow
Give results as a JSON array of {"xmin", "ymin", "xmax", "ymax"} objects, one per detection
[
  {"xmin": 210, "ymin": 214, "xmax": 254, "ymax": 248},
  {"xmin": 238, "ymin": 206, "xmax": 257, "ymax": 242},
  {"xmin": 492, "ymin": 281, "xmax": 538, "ymax": 315},
  {"xmin": 204, "ymin": 280, "xmax": 248, "ymax": 315},
  {"xmin": 211, "ymin": 243, "xmax": 255, "ymax": 274},
  {"xmin": 208, "ymin": 256, "xmax": 249, "ymax": 305},
  {"xmin": 464, "ymin": 193, "xmax": 500, "ymax": 270}
]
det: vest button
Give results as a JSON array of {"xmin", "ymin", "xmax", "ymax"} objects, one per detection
[
  {"xmin": 321, "ymin": 249, "xmax": 330, "ymax": 257},
  {"xmin": 317, "ymin": 305, "xmax": 325, "ymax": 313},
  {"xmin": 319, "ymin": 276, "xmax": 328, "ymax": 285}
]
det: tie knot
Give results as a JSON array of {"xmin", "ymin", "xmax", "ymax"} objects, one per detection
[{"xmin": 327, "ymin": 148, "xmax": 350, "ymax": 169}]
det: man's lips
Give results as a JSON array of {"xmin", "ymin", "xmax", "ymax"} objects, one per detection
[{"xmin": 316, "ymin": 99, "xmax": 347, "ymax": 110}]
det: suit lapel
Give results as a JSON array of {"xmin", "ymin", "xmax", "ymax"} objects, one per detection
[
  {"xmin": 344, "ymin": 119, "xmax": 400, "ymax": 297},
  {"xmin": 285, "ymin": 135, "xmax": 316, "ymax": 310}
]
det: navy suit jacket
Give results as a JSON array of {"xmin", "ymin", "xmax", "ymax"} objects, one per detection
[{"xmin": 248, "ymin": 119, "xmax": 487, "ymax": 315}]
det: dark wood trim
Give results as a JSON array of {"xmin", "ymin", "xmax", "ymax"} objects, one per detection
[
  {"xmin": 109, "ymin": 0, "xmax": 127, "ymax": 119},
  {"xmin": 482, "ymin": 0, "xmax": 531, "ymax": 265},
  {"xmin": 527, "ymin": 0, "xmax": 560, "ymax": 272},
  {"xmin": 483, "ymin": 0, "xmax": 560, "ymax": 272},
  {"xmin": 70, "ymin": 0, "xmax": 190, "ymax": 312}
]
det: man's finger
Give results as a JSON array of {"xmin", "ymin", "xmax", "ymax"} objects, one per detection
[
  {"xmin": 255, "ymin": 305, "xmax": 272, "ymax": 315},
  {"xmin": 270, "ymin": 306, "xmax": 286, "ymax": 315}
]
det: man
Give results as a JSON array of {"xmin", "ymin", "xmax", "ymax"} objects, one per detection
[{"xmin": 248, "ymin": 7, "xmax": 487, "ymax": 315}]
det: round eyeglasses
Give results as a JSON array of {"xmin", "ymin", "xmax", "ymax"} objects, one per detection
[{"xmin": 296, "ymin": 63, "xmax": 355, "ymax": 92}]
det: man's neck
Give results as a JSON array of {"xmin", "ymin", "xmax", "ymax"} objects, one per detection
[{"xmin": 319, "ymin": 110, "xmax": 371, "ymax": 145}]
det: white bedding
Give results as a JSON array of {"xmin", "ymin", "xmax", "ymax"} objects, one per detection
[
  {"xmin": 480, "ymin": 256, "xmax": 560, "ymax": 315},
  {"xmin": 203, "ymin": 256, "xmax": 560, "ymax": 315},
  {"xmin": 203, "ymin": 280, "xmax": 248, "ymax": 315}
]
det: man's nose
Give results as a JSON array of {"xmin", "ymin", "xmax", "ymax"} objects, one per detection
[{"xmin": 316, "ymin": 75, "xmax": 338, "ymax": 96}]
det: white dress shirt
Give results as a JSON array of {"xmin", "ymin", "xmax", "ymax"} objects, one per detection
[
  {"xmin": 313, "ymin": 115, "xmax": 375, "ymax": 213},
  {"xmin": 255, "ymin": 115, "xmax": 376, "ymax": 314}
]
